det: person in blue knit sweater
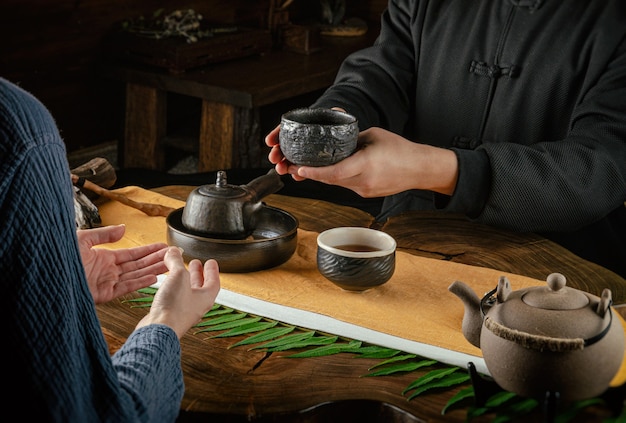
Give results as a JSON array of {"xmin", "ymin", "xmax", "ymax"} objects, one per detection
[{"xmin": 0, "ymin": 77, "xmax": 221, "ymax": 421}]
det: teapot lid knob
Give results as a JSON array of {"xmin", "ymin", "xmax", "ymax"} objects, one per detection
[
  {"xmin": 522, "ymin": 273, "xmax": 589, "ymax": 309},
  {"xmin": 216, "ymin": 170, "xmax": 227, "ymax": 188},
  {"xmin": 546, "ymin": 272, "xmax": 567, "ymax": 291}
]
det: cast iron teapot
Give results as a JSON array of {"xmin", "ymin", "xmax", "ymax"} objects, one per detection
[
  {"xmin": 448, "ymin": 273, "xmax": 624, "ymax": 401},
  {"xmin": 181, "ymin": 169, "xmax": 284, "ymax": 239}
]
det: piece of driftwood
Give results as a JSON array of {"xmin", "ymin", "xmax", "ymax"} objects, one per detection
[
  {"xmin": 71, "ymin": 157, "xmax": 116, "ymax": 229},
  {"xmin": 74, "ymin": 187, "xmax": 102, "ymax": 229},
  {"xmin": 70, "ymin": 157, "xmax": 117, "ymax": 201},
  {"xmin": 71, "ymin": 174, "xmax": 175, "ymax": 218}
]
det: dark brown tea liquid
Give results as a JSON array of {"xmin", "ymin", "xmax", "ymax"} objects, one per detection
[{"xmin": 334, "ymin": 244, "xmax": 379, "ymax": 252}]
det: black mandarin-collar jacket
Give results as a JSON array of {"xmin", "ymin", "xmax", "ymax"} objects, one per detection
[{"xmin": 313, "ymin": 0, "xmax": 626, "ymax": 274}]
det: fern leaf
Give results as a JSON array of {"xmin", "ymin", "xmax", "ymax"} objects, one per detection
[
  {"xmin": 406, "ymin": 372, "xmax": 471, "ymax": 400},
  {"xmin": 228, "ymin": 326, "xmax": 296, "ymax": 349},
  {"xmin": 369, "ymin": 354, "xmax": 418, "ymax": 369},
  {"xmin": 442, "ymin": 386, "xmax": 474, "ymax": 415},
  {"xmin": 202, "ymin": 305, "xmax": 232, "ymax": 318},
  {"xmin": 286, "ymin": 340, "xmax": 362, "ymax": 358},
  {"xmin": 195, "ymin": 312, "xmax": 247, "ymax": 327},
  {"xmin": 195, "ymin": 317, "xmax": 261, "ymax": 333},
  {"xmin": 209, "ymin": 321, "xmax": 278, "ymax": 338},
  {"xmin": 249, "ymin": 331, "xmax": 315, "ymax": 350},
  {"xmin": 403, "ymin": 367, "xmax": 461, "ymax": 394},
  {"xmin": 365, "ymin": 359, "xmax": 438, "ymax": 377},
  {"xmin": 265, "ymin": 335, "xmax": 338, "ymax": 352},
  {"xmin": 352, "ymin": 346, "xmax": 402, "ymax": 359}
]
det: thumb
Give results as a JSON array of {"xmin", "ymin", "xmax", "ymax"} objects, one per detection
[
  {"xmin": 164, "ymin": 246, "xmax": 186, "ymax": 272},
  {"xmin": 81, "ymin": 224, "xmax": 126, "ymax": 246}
]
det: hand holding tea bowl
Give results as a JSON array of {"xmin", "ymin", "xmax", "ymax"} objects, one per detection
[
  {"xmin": 317, "ymin": 227, "xmax": 397, "ymax": 292},
  {"xmin": 279, "ymin": 108, "xmax": 359, "ymax": 167}
]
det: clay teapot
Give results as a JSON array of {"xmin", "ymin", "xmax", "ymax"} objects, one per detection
[
  {"xmin": 181, "ymin": 169, "xmax": 284, "ymax": 239},
  {"xmin": 448, "ymin": 273, "xmax": 624, "ymax": 401}
]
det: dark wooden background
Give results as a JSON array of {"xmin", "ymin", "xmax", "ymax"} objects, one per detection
[{"xmin": 0, "ymin": 0, "xmax": 387, "ymax": 155}]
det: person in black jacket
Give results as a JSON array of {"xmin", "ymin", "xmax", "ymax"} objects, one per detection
[{"xmin": 266, "ymin": 0, "xmax": 626, "ymax": 277}]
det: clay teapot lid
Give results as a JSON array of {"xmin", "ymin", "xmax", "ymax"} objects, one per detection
[
  {"xmin": 485, "ymin": 273, "xmax": 615, "ymax": 347},
  {"xmin": 522, "ymin": 273, "xmax": 589, "ymax": 309},
  {"xmin": 196, "ymin": 171, "xmax": 247, "ymax": 199}
]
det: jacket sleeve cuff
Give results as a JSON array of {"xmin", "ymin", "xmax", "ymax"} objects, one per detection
[{"xmin": 434, "ymin": 148, "xmax": 491, "ymax": 218}]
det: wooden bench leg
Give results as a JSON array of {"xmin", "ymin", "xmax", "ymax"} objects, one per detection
[
  {"xmin": 123, "ymin": 83, "xmax": 166, "ymax": 170},
  {"xmin": 199, "ymin": 101, "xmax": 266, "ymax": 172},
  {"xmin": 199, "ymin": 101, "xmax": 235, "ymax": 172}
]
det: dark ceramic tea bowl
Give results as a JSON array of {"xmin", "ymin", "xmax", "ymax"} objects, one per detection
[
  {"xmin": 279, "ymin": 108, "xmax": 358, "ymax": 167},
  {"xmin": 317, "ymin": 227, "xmax": 396, "ymax": 291}
]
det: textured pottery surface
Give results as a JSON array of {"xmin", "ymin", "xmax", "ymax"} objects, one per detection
[
  {"xmin": 279, "ymin": 108, "xmax": 358, "ymax": 166},
  {"xmin": 168, "ymin": 206, "xmax": 298, "ymax": 273},
  {"xmin": 316, "ymin": 227, "xmax": 396, "ymax": 291},
  {"xmin": 181, "ymin": 169, "xmax": 283, "ymax": 239},
  {"xmin": 449, "ymin": 273, "xmax": 625, "ymax": 401}
]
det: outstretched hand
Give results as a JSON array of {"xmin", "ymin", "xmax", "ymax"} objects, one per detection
[
  {"xmin": 137, "ymin": 247, "xmax": 221, "ymax": 338},
  {"xmin": 78, "ymin": 224, "xmax": 169, "ymax": 304},
  {"xmin": 266, "ymin": 125, "xmax": 459, "ymax": 197}
]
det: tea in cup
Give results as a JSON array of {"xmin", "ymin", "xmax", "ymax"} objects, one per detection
[{"xmin": 316, "ymin": 227, "xmax": 396, "ymax": 291}]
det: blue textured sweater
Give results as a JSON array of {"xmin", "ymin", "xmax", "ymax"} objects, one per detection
[{"xmin": 0, "ymin": 78, "xmax": 184, "ymax": 422}]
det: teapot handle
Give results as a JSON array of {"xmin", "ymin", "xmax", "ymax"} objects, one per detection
[
  {"xmin": 597, "ymin": 288, "xmax": 612, "ymax": 318},
  {"xmin": 246, "ymin": 169, "xmax": 285, "ymax": 201}
]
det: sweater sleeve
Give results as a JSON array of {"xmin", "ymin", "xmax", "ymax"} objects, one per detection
[
  {"xmin": 113, "ymin": 325, "xmax": 184, "ymax": 423},
  {"xmin": 0, "ymin": 77, "xmax": 185, "ymax": 422}
]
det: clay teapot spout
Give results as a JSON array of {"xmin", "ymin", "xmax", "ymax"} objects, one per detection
[{"xmin": 448, "ymin": 280, "xmax": 483, "ymax": 348}]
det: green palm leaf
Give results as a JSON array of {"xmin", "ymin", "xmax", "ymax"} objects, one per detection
[
  {"xmin": 228, "ymin": 326, "xmax": 296, "ymax": 349},
  {"xmin": 467, "ymin": 393, "xmax": 538, "ymax": 421},
  {"xmin": 202, "ymin": 305, "xmax": 234, "ymax": 318},
  {"xmin": 352, "ymin": 346, "xmax": 402, "ymax": 359},
  {"xmin": 286, "ymin": 340, "xmax": 362, "ymax": 358},
  {"xmin": 492, "ymin": 397, "xmax": 538, "ymax": 422},
  {"xmin": 485, "ymin": 391, "xmax": 518, "ymax": 407},
  {"xmin": 209, "ymin": 321, "xmax": 278, "ymax": 338},
  {"xmin": 195, "ymin": 312, "xmax": 247, "ymax": 327},
  {"xmin": 406, "ymin": 372, "xmax": 471, "ymax": 400},
  {"xmin": 554, "ymin": 398, "xmax": 604, "ymax": 423},
  {"xmin": 403, "ymin": 367, "xmax": 462, "ymax": 394},
  {"xmin": 441, "ymin": 386, "xmax": 474, "ymax": 415},
  {"xmin": 195, "ymin": 316, "xmax": 261, "ymax": 333},
  {"xmin": 265, "ymin": 335, "xmax": 339, "ymax": 352},
  {"xmin": 369, "ymin": 354, "xmax": 418, "ymax": 369},
  {"xmin": 365, "ymin": 359, "xmax": 438, "ymax": 377},
  {"xmin": 249, "ymin": 331, "xmax": 316, "ymax": 350}
]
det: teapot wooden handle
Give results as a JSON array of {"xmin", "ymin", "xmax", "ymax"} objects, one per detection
[
  {"xmin": 597, "ymin": 289, "xmax": 612, "ymax": 318},
  {"xmin": 484, "ymin": 316, "xmax": 586, "ymax": 352}
]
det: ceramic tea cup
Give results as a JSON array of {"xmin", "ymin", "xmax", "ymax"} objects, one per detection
[
  {"xmin": 279, "ymin": 108, "xmax": 358, "ymax": 166},
  {"xmin": 317, "ymin": 227, "xmax": 396, "ymax": 292}
]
